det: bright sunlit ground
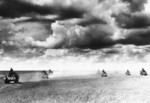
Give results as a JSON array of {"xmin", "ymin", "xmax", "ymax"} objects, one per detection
[{"xmin": 0, "ymin": 72, "xmax": 150, "ymax": 103}]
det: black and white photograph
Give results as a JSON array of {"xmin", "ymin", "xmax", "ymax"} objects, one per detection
[{"xmin": 0, "ymin": 0, "xmax": 150, "ymax": 102}]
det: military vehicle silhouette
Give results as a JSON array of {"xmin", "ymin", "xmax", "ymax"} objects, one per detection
[
  {"xmin": 140, "ymin": 68, "xmax": 148, "ymax": 76},
  {"xmin": 101, "ymin": 70, "xmax": 107, "ymax": 77},
  {"xmin": 126, "ymin": 70, "xmax": 131, "ymax": 76},
  {"xmin": 4, "ymin": 68, "xmax": 19, "ymax": 84},
  {"xmin": 42, "ymin": 69, "xmax": 53, "ymax": 79}
]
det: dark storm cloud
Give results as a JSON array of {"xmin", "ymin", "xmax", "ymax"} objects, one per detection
[
  {"xmin": 122, "ymin": 0, "xmax": 147, "ymax": 12},
  {"xmin": 0, "ymin": 0, "xmax": 85, "ymax": 19},
  {"xmin": 117, "ymin": 28, "xmax": 150, "ymax": 46},
  {"xmin": 57, "ymin": 7, "xmax": 85, "ymax": 20},
  {"xmin": 15, "ymin": 17, "xmax": 55, "ymax": 23},
  {"xmin": 0, "ymin": 0, "xmax": 54, "ymax": 18},
  {"xmin": 114, "ymin": 13, "xmax": 150, "ymax": 29},
  {"xmin": 0, "ymin": 20, "xmax": 51, "ymax": 57},
  {"xmin": 102, "ymin": 49, "xmax": 120, "ymax": 55},
  {"xmin": 3, "ymin": 45, "xmax": 19, "ymax": 53},
  {"xmin": 24, "ymin": 21, "xmax": 116, "ymax": 49},
  {"xmin": 79, "ymin": 25, "xmax": 115, "ymax": 49},
  {"xmin": 1, "ymin": 0, "xmax": 150, "ymax": 59},
  {"xmin": 78, "ymin": 16, "xmax": 107, "ymax": 27}
]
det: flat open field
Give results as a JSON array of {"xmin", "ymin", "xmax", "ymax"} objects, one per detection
[{"xmin": 0, "ymin": 72, "xmax": 150, "ymax": 103}]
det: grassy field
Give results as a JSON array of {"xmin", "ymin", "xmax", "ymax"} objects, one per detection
[{"xmin": 0, "ymin": 72, "xmax": 150, "ymax": 103}]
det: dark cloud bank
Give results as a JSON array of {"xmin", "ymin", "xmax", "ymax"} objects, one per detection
[{"xmin": 0, "ymin": 0, "xmax": 150, "ymax": 60}]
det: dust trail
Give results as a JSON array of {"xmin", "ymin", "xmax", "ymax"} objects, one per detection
[{"xmin": 19, "ymin": 72, "xmax": 43, "ymax": 82}]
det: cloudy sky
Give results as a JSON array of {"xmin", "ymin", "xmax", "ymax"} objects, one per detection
[{"xmin": 0, "ymin": 0, "xmax": 150, "ymax": 74}]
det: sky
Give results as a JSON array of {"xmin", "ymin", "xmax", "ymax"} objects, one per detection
[{"xmin": 0, "ymin": 0, "xmax": 150, "ymax": 75}]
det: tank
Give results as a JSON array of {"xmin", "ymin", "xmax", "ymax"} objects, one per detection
[
  {"xmin": 42, "ymin": 69, "xmax": 53, "ymax": 79},
  {"xmin": 4, "ymin": 69, "xmax": 19, "ymax": 84},
  {"xmin": 101, "ymin": 70, "xmax": 107, "ymax": 77},
  {"xmin": 140, "ymin": 69, "xmax": 148, "ymax": 76},
  {"xmin": 126, "ymin": 70, "xmax": 131, "ymax": 76}
]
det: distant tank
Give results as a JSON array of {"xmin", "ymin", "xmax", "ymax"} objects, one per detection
[
  {"xmin": 140, "ymin": 68, "xmax": 148, "ymax": 76},
  {"xmin": 4, "ymin": 68, "xmax": 19, "ymax": 84},
  {"xmin": 125, "ymin": 70, "xmax": 131, "ymax": 76},
  {"xmin": 101, "ymin": 70, "xmax": 107, "ymax": 77},
  {"xmin": 42, "ymin": 69, "xmax": 53, "ymax": 79}
]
